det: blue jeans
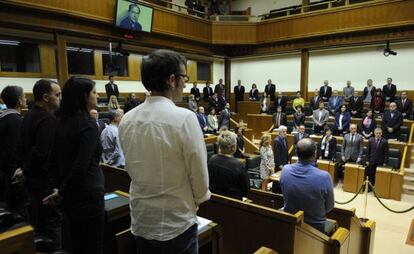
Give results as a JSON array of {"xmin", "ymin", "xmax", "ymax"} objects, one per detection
[{"xmin": 135, "ymin": 224, "xmax": 198, "ymax": 254}]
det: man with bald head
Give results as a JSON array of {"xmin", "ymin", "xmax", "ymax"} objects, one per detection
[
  {"xmin": 382, "ymin": 102, "xmax": 403, "ymax": 140},
  {"xmin": 319, "ymin": 80, "xmax": 332, "ymax": 102},
  {"xmin": 90, "ymin": 109, "xmax": 106, "ymax": 135},
  {"xmin": 280, "ymin": 138, "xmax": 334, "ymax": 233}
]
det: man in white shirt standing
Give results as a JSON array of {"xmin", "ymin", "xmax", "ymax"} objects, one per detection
[{"xmin": 119, "ymin": 49, "xmax": 211, "ymax": 253}]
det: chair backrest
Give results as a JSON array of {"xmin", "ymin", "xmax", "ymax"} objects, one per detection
[
  {"xmin": 387, "ymin": 148, "xmax": 401, "ymax": 169},
  {"xmin": 247, "ymin": 155, "xmax": 261, "ymax": 169},
  {"xmin": 101, "ymin": 164, "xmax": 131, "ymax": 193}
]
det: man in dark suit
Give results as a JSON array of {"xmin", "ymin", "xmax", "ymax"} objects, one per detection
[
  {"xmin": 382, "ymin": 77, "xmax": 397, "ymax": 102},
  {"xmin": 274, "ymin": 92, "xmax": 288, "ymax": 112},
  {"xmin": 190, "ymin": 82, "xmax": 201, "ymax": 102},
  {"xmin": 382, "ymin": 102, "xmax": 403, "ymax": 140},
  {"xmin": 272, "ymin": 106, "xmax": 287, "ymax": 130},
  {"xmin": 218, "ymin": 103, "xmax": 231, "ymax": 130},
  {"xmin": 348, "ymin": 91, "xmax": 364, "ymax": 118},
  {"xmin": 365, "ymin": 128, "xmax": 388, "ymax": 187},
  {"xmin": 119, "ymin": 3, "xmax": 142, "ymax": 31},
  {"xmin": 319, "ymin": 80, "xmax": 332, "ymax": 102},
  {"xmin": 273, "ymin": 125, "xmax": 289, "ymax": 171},
  {"xmin": 310, "ymin": 89, "xmax": 321, "ymax": 110},
  {"xmin": 196, "ymin": 106, "xmax": 208, "ymax": 133},
  {"xmin": 208, "ymin": 130, "xmax": 249, "ymax": 200},
  {"xmin": 90, "ymin": 109, "xmax": 106, "ymax": 135},
  {"xmin": 264, "ymin": 79, "xmax": 276, "ymax": 101},
  {"xmin": 214, "ymin": 78, "xmax": 225, "ymax": 97},
  {"xmin": 203, "ymin": 81, "xmax": 213, "ymax": 102},
  {"xmin": 105, "ymin": 75, "xmax": 119, "ymax": 101},
  {"xmin": 397, "ymin": 91, "xmax": 412, "ymax": 119},
  {"xmin": 294, "ymin": 125, "xmax": 309, "ymax": 145},
  {"xmin": 233, "ymin": 80, "xmax": 245, "ymax": 102}
]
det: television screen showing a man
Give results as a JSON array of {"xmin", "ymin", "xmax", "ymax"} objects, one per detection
[{"xmin": 115, "ymin": 0, "xmax": 153, "ymax": 32}]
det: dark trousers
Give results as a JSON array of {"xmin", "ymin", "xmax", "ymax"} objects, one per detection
[
  {"xmin": 65, "ymin": 193, "xmax": 105, "ymax": 254},
  {"xmin": 365, "ymin": 163, "xmax": 378, "ymax": 185},
  {"xmin": 335, "ymin": 158, "xmax": 356, "ymax": 179},
  {"xmin": 135, "ymin": 224, "xmax": 198, "ymax": 254},
  {"xmin": 28, "ymin": 188, "xmax": 62, "ymax": 250},
  {"xmin": 314, "ymin": 124, "xmax": 326, "ymax": 135}
]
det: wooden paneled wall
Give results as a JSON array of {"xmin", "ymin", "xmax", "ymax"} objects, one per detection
[
  {"xmin": 2, "ymin": 0, "xmax": 414, "ymax": 46},
  {"xmin": 256, "ymin": 0, "xmax": 414, "ymax": 44}
]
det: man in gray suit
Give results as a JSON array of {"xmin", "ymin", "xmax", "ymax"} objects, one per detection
[
  {"xmin": 312, "ymin": 102, "xmax": 329, "ymax": 135},
  {"xmin": 337, "ymin": 124, "xmax": 364, "ymax": 178},
  {"xmin": 219, "ymin": 102, "xmax": 231, "ymax": 130}
]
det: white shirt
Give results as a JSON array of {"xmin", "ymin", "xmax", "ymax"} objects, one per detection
[
  {"xmin": 119, "ymin": 96, "xmax": 211, "ymax": 241},
  {"xmin": 338, "ymin": 114, "xmax": 344, "ymax": 130}
]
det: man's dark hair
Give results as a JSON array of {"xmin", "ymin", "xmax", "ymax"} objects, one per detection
[
  {"xmin": 60, "ymin": 76, "xmax": 95, "ymax": 119},
  {"xmin": 128, "ymin": 4, "xmax": 140, "ymax": 13},
  {"xmin": 109, "ymin": 75, "xmax": 114, "ymax": 80},
  {"xmin": 296, "ymin": 138, "xmax": 317, "ymax": 161},
  {"xmin": 141, "ymin": 49, "xmax": 186, "ymax": 92},
  {"xmin": 33, "ymin": 79, "xmax": 57, "ymax": 102},
  {"xmin": 1, "ymin": 86, "xmax": 23, "ymax": 108}
]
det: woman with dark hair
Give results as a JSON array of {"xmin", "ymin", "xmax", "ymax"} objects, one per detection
[
  {"xmin": 371, "ymin": 88, "xmax": 385, "ymax": 116},
  {"xmin": 334, "ymin": 104, "xmax": 351, "ymax": 136},
  {"xmin": 360, "ymin": 110, "xmax": 377, "ymax": 139},
  {"xmin": 43, "ymin": 76, "xmax": 104, "ymax": 254},
  {"xmin": 249, "ymin": 83, "xmax": 259, "ymax": 101},
  {"xmin": 319, "ymin": 127, "xmax": 336, "ymax": 161},
  {"xmin": 293, "ymin": 105, "xmax": 305, "ymax": 131},
  {"xmin": 233, "ymin": 127, "xmax": 247, "ymax": 158}
]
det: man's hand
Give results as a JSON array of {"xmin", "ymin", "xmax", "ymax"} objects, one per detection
[
  {"xmin": 388, "ymin": 127, "xmax": 393, "ymax": 133},
  {"xmin": 42, "ymin": 189, "xmax": 61, "ymax": 206},
  {"xmin": 11, "ymin": 168, "xmax": 25, "ymax": 184},
  {"xmin": 366, "ymin": 162, "xmax": 370, "ymax": 166},
  {"xmin": 342, "ymin": 156, "xmax": 346, "ymax": 162}
]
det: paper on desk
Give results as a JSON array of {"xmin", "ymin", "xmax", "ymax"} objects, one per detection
[{"xmin": 197, "ymin": 216, "xmax": 212, "ymax": 232}]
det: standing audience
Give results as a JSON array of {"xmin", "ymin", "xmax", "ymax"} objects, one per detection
[
  {"xmin": 208, "ymin": 130, "xmax": 249, "ymax": 200},
  {"xmin": 272, "ymin": 106, "xmax": 287, "ymax": 130},
  {"xmin": 119, "ymin": 50, "xmax": 210, "ymax": 253},
  {"xmin": 280, "ymin": 138, "xmax": 334, "ymax": 234},
  {"xmin": 292, "ymin": 91, "xmax": 305, "ymax": 112},
  {"xmin": 382, "ymin": 77, "xmax": 397, "ymax": 102},
  {"xmin": 360, "ymin": 110, "xmax": 376, "ymax": 139},
  {"xmin": 334, "ymin": 105, "xmax": 351, "ymax": 136},
  {"xmin": 20, "ymin": 79, "xmax": 62, "ymax": 250},
  {"xmin": 397, "ymin": 91, "xmax": 412, "ymax": 119},
  {"xmin": 107, "ymin": 95, "xmax": 121, "ymax": 114},
  {"xmin": 382, "ymin": 102, "xmax": 403, "ymax": 140},
  {"xmin": 190, "ymin": 82, "xmax": 201, "ymax": 102},
  {"xmin": 0, "ymin": 86, "xmax": 27, "ymax": 217},
  {"xmin": 105, "ymin": 75, "xmax": 119, "ymax": 101},
  {"xmin": 342, "ymin": 80, "xmax": 354, "ymax": 101},
  {"xmin": 312, "ymin": 102, "xmax": 329, "ymax": 135},
  {"xmin": 319, "ymin": 127, "xmax": 336, "ymax": 161},
  {"xmin": 218, "ymin": 102, "xmax": 231, "ymax": 130},
  {"xmin": 123, "ymin": 93, "xmax": 140, "ymax": 113},
  {"xmin": 348, "ymin": 91, "xmax": 363, "ymax": 118},
  {"xmin": 293, "ymin": 106, "xmax": 305, "ymax": 131},
  {"xmin": 259, "ymin": 134, "xmax": 274, "ymax": 191},
  {"xmin": 43, "ymin": 76, "xmax": 105, "ymax": 254},
  {"xmin": 273, "ymin": 126, "xmax": 289, "ymax": 171},
  {"xmin": 89, "ymin": 109, "xmax": 106, "ymax": 135},
  {"xmin": 363, "ymin": 79, "xmax": 375, "ymax": 103},
  {"xmin": 100, "ymin": 109, "xmax": 125, "ymax": 168},
  {"xmin": 371, "ymin": 88, "xmax": 385, "ymax": 116},
  {"xmin": 207, "ymin": 108, "xmax": 219, "ymax": 133},
  {"xmin": 365, "ymin": 128, "xmax": 388, "ymax": 187},
  {"xmin": 249, "ymin": 83, "xmax": 259, "ymax": 101},
  {"xmin": 319, "ymin": 80, "xmax": 332, "ymax": 102},
  {"xmin": 203, "ymin": 81, "xmax": 213, "ymax": 102},
  {"xmin": 197, "ymin": 106, "xmax": 208, "ymax": 133}
]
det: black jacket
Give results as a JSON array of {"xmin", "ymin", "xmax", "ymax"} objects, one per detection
[
  {"xmin": 294, "ymin": 132, "xmax": 309, "ymax": 145},
  {"xmin": 273, "ymin": 96, "xmax": 288, "ymax": 111},
  {"xmin": 319, "ymin": 136, "xmax": 336, "ymax": 161},
  {"xmin": 348, "ymin": 96, "xmax": 364, "ymax": 115},
  {"xmin": 249, "ymin": 89, "xmax": 259, "ymax": 101},
  {"xmin": 397, "ymin": 98, "xmax": 412, "ymax": 118},
  {"xmin": 382, "ymin": 84, "xmax": 397, "ymax": 101},
  {"xmin": 19, "ymin": 105, "xmax": 58, "ymax": 192},
  {"xmin": 49, "ymin": 113, "xmax": 104, "ymax": 207},
  {"xmin": 363, "ymin": 86, "xmax": 376, "ymax": 102},
  {"xmin": 123, "ymin": 98, "xmax": 140, "ymax": 113},
  {"xmin": 0, "ymin": 109, "xmax": 22, "ymax": 180},
  {"xmin": 319, "ymin": 86, "xmax": 332, "ymax": 101},
  {"xmin": 105, "ymin": 83, "xmax": 119, "ymax": 100},
  {"xmin": 273, "ymin": 136, "xmax": 289, "ymax": 169},
  {"xmin": 366, "ymin": 137, "xmax": 388, "ymax": 165},
  {"xmin": 382, "ymin": 110, "xmax": 403, "ymax": 131},
  {"xmin": 233, "ymin": 85, "xmax": 245, "ymax": 101},
  {"xmin": 208, "ymin": 154, "xmax": 250, "ymax": 200},
  {"xmin": 203, "ymin": 86, "xmax": 213, "ymax": 101},
  {"xmin": 190, "ymin": 87, "xmax": 201, "ymax": 101},
  {"xmin": 264, "ymin": 84, "xmax": 276, "ymax": 101},
  {"xmin": 310, "ymin": 96, "xmax": 321, "ymax": 110}
]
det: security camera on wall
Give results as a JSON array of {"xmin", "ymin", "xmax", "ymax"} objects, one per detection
[{"xmin": 384, "ymin": 41, "xmax": 397, "ymax": 57}]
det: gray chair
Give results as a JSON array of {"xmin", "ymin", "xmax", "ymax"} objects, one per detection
[
  {"xmin": 387, "ymin": 148, "xmax": 401, "ymax": 169},
  {"xmin": 206, "ymin": 144, "xmax": 215, "ymax": 161}
]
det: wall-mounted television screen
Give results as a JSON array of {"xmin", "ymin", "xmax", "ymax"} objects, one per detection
[{"xmin": 115, "ymin": 0, "xmax": 153, "ymax": 32}]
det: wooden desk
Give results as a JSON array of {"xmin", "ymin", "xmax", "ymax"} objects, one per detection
[
  {"xmin": 0, "ymin": 224, "xmax": 35, "ymax": 254},
  {"xmin": 343, "ymin": 163, "xmax": 365, "ymax": 193},
  {"xmin": 248, "ymin": 114, "xmax": 273, "ymax": 139},
  {"xmin": 238, "ymin": 101, "xmax": 260, "ymax": 120},
  {"xmin": 204, "ymin": 135, "xmax": 218, "ymax": 144},
  {"xmin": 291, "ymin": 156, "xmax": 336, "ymax": 182}
]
